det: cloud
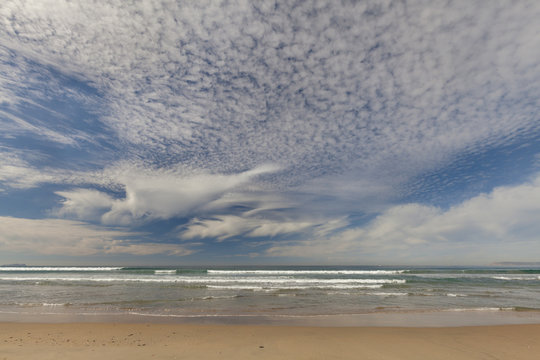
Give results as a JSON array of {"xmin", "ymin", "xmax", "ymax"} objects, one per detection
[
  {"xmin": 0, "ymin": 149, "xmax": 117, "ymax": 191},
  {"xmin": 180, "ymin": 216, "xmax": 264, "ymax": 241},
  {"xmin": 2, "ymin": 0, "xmax": 539, "ymax": 190},
  {"xmin": 1, "ymin": 1, "xmax": 540, "ymax": 262},
  {"xmin": 180, "ymin": 212, "xmax": 349, "ymax": 242},
  {"xmin": 362, "ymin": 176, "xmax": 540, "ymax": 250},
  {"xmin": 0, "ymin": 160, "xmax": 52, "ymax": 190},
  {"xmin": 54, "ymin": 188, "xmax": 115, "ymax": 221},
  {"xmin": 0, "ymin": 216, "xmax": 193, "ymax": 256},
  {"xmin": 180, "ymin": 215, "xmax": 317, "ymax": 241},
  {"xmin": 55, "ymin": 163, "xmax": 280, "ymax": 225},
  {"xmin": 0, "ymin": 150, "xmax": 69, "ymax": 190},
  {"xmin": 0, "ymin": 108, "xmax": 79, "ymax": 146},
  {"xmin": 264, "ymin": 174, "xmax": 540, "ymax": 264},
  {"xmin": 0, "ymin": 44, "xmax": 104, "ymax": 150}
]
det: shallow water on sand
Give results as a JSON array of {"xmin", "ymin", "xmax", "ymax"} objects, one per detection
[{"xmin": 2, "ymin": 265, "xmax": 540, "ymax": 325}]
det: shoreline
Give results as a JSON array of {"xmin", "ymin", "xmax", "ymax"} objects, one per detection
[
  {"xmin": 3, "ymin": 307, "xmax": 540, "ymax": 327},
  {"xmin": 2, "ymin": 322, "xmax": 540, "ymax": 359}
]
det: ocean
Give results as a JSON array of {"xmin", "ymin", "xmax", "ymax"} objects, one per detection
[{"xmin": 2, "ymin": 265, "xmax": 540, "ymax": 326}]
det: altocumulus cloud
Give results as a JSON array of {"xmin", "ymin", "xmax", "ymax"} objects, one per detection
[{"xmin": 2, "ymin": 0, "xmax": 539, "ymax": 184}]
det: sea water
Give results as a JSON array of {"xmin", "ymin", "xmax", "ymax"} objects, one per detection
[{"xmin": 1, "ymin": 266, "xmax": 540, "ymax": 325}]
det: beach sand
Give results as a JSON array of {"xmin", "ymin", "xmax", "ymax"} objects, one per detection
[{"xmin": 1, "ymin": 322, "xmax": 539, "ymax": 359}]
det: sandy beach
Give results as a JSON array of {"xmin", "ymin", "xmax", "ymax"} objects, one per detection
[{"xmin": 1, "ymin": 322, "xmax": 539, "ymax": 360}]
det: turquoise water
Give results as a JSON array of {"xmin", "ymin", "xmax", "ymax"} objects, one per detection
[{"xmin": 1, "ymin": 266, "xmax": 540, "ymax": 324}]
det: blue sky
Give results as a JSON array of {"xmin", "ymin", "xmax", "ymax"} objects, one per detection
[{"xmin": 1, "ymin": 0, "xmax": 540, "ymax": 265}]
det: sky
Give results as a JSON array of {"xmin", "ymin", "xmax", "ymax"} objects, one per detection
[{"xmin": 1, "ymin": 0, "xmax": 540, "ymax": 266}]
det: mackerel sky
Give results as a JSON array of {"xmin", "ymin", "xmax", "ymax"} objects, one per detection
[{"xmin": 1, "ymin": 1, "xmax": 540, "ymax": 265}]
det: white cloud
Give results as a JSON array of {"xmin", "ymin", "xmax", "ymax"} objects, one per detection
[
  {"xmin": 265, "ymin": 175, "xmax": 540, "ymax": 264},
  {"xmin": 248, "ymin": 220, "xmax": 317, "ymax": 238},
  {"xmin": 0, "ymin": 109, "xmax": 78, "ymax": 146},
  {"xmin": 0, "ymin": 44, "xmax": 102, "ymax": 149},
  {"xmin": 180, "ymin": 215, "xmax": 313, "ymax": 241},
  {"xmin": 54, "ymin": 164, "xmax": 280, "ymax": 225},
  {"xmin": 0, "ymin": 152, "xmax": 57, "ymax": 190},
  {"xmin": 201, "ymin": 191, "xmax": 295, "ymax": 216},
  {"xmin": 180, "ymin": 215, "xmax": 263, "ymax": 241},
  {"xmin": 180, "ymin": 213, "xmax": 348, "ymax": 242},
  {"xmin": 0, "ymin": 216, "xmax": 193, "ymax": 256},
  {"xmin": 54, "ymin": 188, "xmax": 115, "ymax": 221}
]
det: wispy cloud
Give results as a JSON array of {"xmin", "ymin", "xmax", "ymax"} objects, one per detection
[
  {"xmin": 179, "ymin": 214, "xmax": 347, "ymax": 242},
  {"xmin": 54, "ymin": 188, "xmax": 115, "ymax": 222},
  {"xmin": 0, "ymin": 44, "xmax": 104, "ymax": 148},
  {"xmin": 0, "ymin": 149, "xmax": 116, "ymax": 191},
  {"xmin": 0, "ymin": 216, "xmax": 194, "ymax": 256},
  {"xmin": 55, "ymin": 163, "xmax": 280, "ymax": 225}
]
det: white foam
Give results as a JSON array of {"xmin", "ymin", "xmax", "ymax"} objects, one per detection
[
  {"xmin": 207, "ymin": 285, "xmax": 265, "ymax": 291},
  {"xmin": 368, "ymin": 292, "xmax": 408, "ymax": 296},
  {"xmin": 444, "ymin": 307, "xmax": 514, "ymax": 312},
  {"xmin": 154, "ymin": 270, "xmax": 176, "ymax": 274},
  {"xmin": 207, "ymin": 284, "xmax": 384, "ymax": 290},
  {"xmin": 0, "ymin": 267, "xmax": 123, "ymax": 271},
  {"xmin": 0, "ymin": 276, "xmax": 405, "ymax": 285},
  {"xmin": 208, "ymin": 269, "xmax": 405, "ymax": 275},
  {"xmin": 492, "ymin": 276, "xmax": 540, "ymax": 281},
  {"xmin": 200, "ymin": 295, "xmax": 239, "ymax": 300},
  {"xmin": 16, "ymin": 302, "xmax": 69, "ymax": 307},
  {"xmin": 196, "ymin": 278, "xmax": 404, "ymax": 285}
]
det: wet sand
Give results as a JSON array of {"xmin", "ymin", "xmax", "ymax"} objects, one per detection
[{"xmin": 1, "ymin": 322, "xmax": 540, "ymax": 359}]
